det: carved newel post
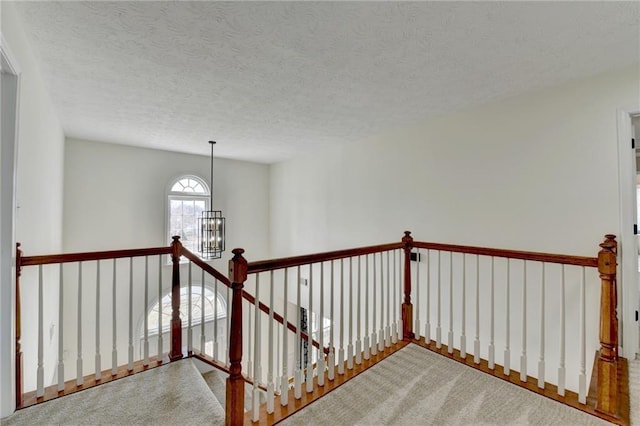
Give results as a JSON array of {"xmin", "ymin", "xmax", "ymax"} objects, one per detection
[
  {"xmin": 596, "ymin": 235, "xmax": 617, "ymax": 417},
  {"xmin": 226, "ymin": 248, "xmax": 247, "ymax": 426},
  {"xmin": 402, "ymin": 231, "xmax": 414, "ymax": 340},
  {"xmin": 169, "ymin": 236, "xmax": 183, "ymax": 361}
]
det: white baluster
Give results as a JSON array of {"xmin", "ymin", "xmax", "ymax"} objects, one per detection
[
  {"xmin": 307, "ymin": 265, "xmax": 314, "ymax": 391},
  {"xmin": 415, "ymin": 248, "xmax": 421, "ymax": 342},
  {"xmin": 128, "ymin": 258, "xmax": 133, "ymax": 371},
  {"xmin": 474, "ymin": 255, "xmax": 480, "ymax": 364},
  {"xmin": 372, "ymin": 254, "xmax": 377, "ymax": 356},
  {"xmin": 37, "ymin": 265, "xmax": 44, "ymax": 397},
  {"xmin": 364, "ymin": 255, "xmax": 370, "ymax": 360},
  {"xmin": 356, "ymin": 256, "xmax": 362, "ymax": 363},
  {"xmin": 281, "ymin": 268, "xmax": 289, "ymax": 406},
  {"xmin": 226, "ymin": 283, "xmax": 231, "ymax": 367},
  {"xmin": 448, "ymin": 252, "xmax": 453, "ymax": 354},
  {"xmin": 558, "ymin": 265, "xmax": 566, "ymax": 396},
  {"xmin": 520, "ymin": 261, "xmax": 527, "ymax": 382},
  {"xmin": 96, "ymin": 260, "xmax": 102, "ymax": 379},
  {"xmin": 538, "ymin": 263, "xmax": 545, "ymax": 389},
  {"xmin": 267, "ymin": 271, "xmax": 275, "ymax": 411},
  {"xmin": 318, "ymin": 263, "xmax": 325, "ymax": 386},
  {"xmin": 78, "ymin": 262, "xmax": 84, "ymax": 385},
  {"xmin": 347, "ymin": 258, "xmax": 354, "ymax": 370},
  {"xmin": 338, "ymin": 259, "xmax": 345, "ymax": 374},
  {"xmin": 143, "ymin": 257, "xmax": 149, "ymax": 366},
  {"xmin": 329, "ymin": 261, "xmax": 336, "ymax": 380},
  {"xmin": 461, "ymin": 254, "xmax": 466, "ymax": 359},
  {"xmin": 425, "ymin": 249, "xmax": 431, "ymax": 343},
  {"xmin": 247, "ymin": 304, "xmax": 253, "ymax": 380},
  {"xmin": 398, "ymin": 249, "xmax": 403, "ymax": 340},
  {"xmin": 252, "ymin": 273, "xmax": 262, "ymax": 421},
  {"xmin": 157, "ymin": 256, "xmax": 163, "ymax": 360},
  {"xmin": 504, "ymin": 259, "xmax": 510, "ymax": 376},
  {"xmin": 392, "ymin": 250, "xmax": 398, "ymax": 344},
  {"xmin": 294, "ymin": 267, "xmax": 302, "ymax": 398},
  {"xmin": 378, "ymin": 253, "xmax": 384, "ymax": 352},
  {"xmin": 579, "ymin": 267, "xmax": 586, "ymax": 404},
  {"xmin": 112, "ymin": 259, "xmax": 117, "ymax": 376},
  {"xmin": 58, "ymin": 264, "xmax": 64, "ymax": 391},
  {"xmin": 188, "ymin": 262, "xmax": 193, "ymax": 354},
  {"xmin": 213, "ymin": 276, "xmax": 219, "ymax": 360},
  {"xmin": 201, "ymin": 269, "xmax": 206, "ymax": 356},
  {"xmin": 436, "ymin": 251, "xmax": 442, "ymax": 349},
  {"xmin": 488, "ymin": 257, "xmax": 495, "ymax": 370},
  {"xmin": 385, "ymin": 252, "xmax": 390, "ymax": 348}
]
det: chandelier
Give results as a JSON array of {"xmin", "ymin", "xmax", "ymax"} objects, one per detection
[{"xmin": 198, "ymin": 141, "xmax": 226, "ymax": 259}]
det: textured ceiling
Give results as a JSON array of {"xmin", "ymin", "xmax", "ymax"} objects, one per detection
[{"xmin": 10, "ymin": 1, "xmax": 640, "ymax": 164}]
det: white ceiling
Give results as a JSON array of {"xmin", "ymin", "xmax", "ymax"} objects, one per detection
[{"xmin": 11, "ymin": 1, "xmax": 640, "ymax": 164}]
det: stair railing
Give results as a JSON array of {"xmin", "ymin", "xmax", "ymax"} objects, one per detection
[
  {"xmin": 14, "ymin": 231, "xmax": 620, "ymax": 424},
  {"xmin": 14, "ymin": 237, "xmax": 184, "ymax": 408},
  {"xmin": 405, "ymin": 233, "xmax": 618, "ymax": 419}
]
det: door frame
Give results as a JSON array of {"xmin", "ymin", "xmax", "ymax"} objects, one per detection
[
  {"xmin": 0, "ymin": 34, "xmax": 21, "ymax": 417},
  {"xmin": 617, "ymin": 106, "xmax": 640, "ymax": 359}
]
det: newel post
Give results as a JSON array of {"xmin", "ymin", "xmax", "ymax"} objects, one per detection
[
  {"xmin": 596, "ymin": 235, "xmax": 618, "ymax": 417},
  {"xmin": 169, "ymin": 236, "xmax": 183, "ymax": 361},
  {"xmin": 402, "ymin": 231, "xmax": 415, "ymax": 340},
  {"xmin": 226, "ymin": 248, "xmax": 247, "ymax": 426},
  {"xmin": 15, "ymin": 243, "xmax": 23, "ymax": 408}
]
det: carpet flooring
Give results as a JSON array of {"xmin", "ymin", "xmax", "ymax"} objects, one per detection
[
  {"xmin": 281, "ymin": 344, "xmax": 609, "ymax": 426},
  {"xmin": 1, "ymin": 359, "xmax": 224, "ymax": 426},
  {"xmin": 0, "ymin": 345, "xmax": 622, "ymax": 425}
]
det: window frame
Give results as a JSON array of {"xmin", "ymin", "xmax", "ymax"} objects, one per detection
[{"xmin": 165, "ymin": 175, "xmax": 210, "ymax": 254}]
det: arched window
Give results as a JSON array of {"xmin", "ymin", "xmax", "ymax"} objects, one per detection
[
  {"xmin": 141, "ymin": 284, "xmax": 228, "ymax": 359},
  {"xmin": 167, "ymin": 176, "xmax": 209, "ymax": 253},
  {"xmin": 146, "ymin": 285, "xmax": 227, "ymax": 335}
]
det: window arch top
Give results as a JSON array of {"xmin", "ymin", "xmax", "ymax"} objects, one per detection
[{"xmin": 170, "ymin": 176, "xmax": 208, "ymax": 195}]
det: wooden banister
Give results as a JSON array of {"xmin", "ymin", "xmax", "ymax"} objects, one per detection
[
  {"xmin": 412, "ymin": 241, "xmax": 598, "ymax": 267},
  {"xmin": 247, "ymin": 242, "xmax": 403, "ymax": 274},
  {"xmin": 596, "ymin": 235, "xmax": 618, "ymax": 417},
  {"xmin": 169, "ymin": 236, "xmax": 183, "ymax": 361},
  {"xmin": 402, "ymin": 231, "xmax": 414, "ymax": 340},
  {"xmin": 19, "ymin": 246, "xmax": 172, "ymax": 266},
  {"xmin": 180, "ymin": 247, "xmax": 232, "ymax": 287},
  {"xmin": 227, "ymin": 248, "xmax": 247, "ymax": 426},
  {"xmin": 241, "ymin": 290, "xmax": 329, "ymax": 355},
  {"xmin": 15, "ymin": 243, "xmax": 23, "ymax": 408}
]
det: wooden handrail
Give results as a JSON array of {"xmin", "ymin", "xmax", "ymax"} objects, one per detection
[
  {"xmin": 247, "ymin": 242, "xmax": 403, "ymax": 274},
  {"xmin": 413, "ymin": 241, "xmax": 598, "ymax": 267},
  {"xmin": 241, "ymin": 290, "xmax": 329, "ymax": 355},
  {"xmin": 19, "ymin": 246, "xmax": 172, "ymax": 266},
  {"xmin": 180, "ymin": 247, "xmax": 232, "ymax": 287}
]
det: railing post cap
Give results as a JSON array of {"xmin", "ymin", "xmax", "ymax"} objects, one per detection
[
  {"xmin": 404, "ymin": 231, "xmax": 412, "ymax": 237},
  {"xmin": 232, "ymin": 248, "xmax": 245, "ymax": 256},
  {"xmin": 604, "ymin": 234, "xmax": 616, "ymax": 240},
  {"xmin": 171, "ymin": 235, "xmax": 181, "ymax": 242}
]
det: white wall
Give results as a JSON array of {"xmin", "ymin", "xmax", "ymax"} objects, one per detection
[
  {"xmin": 270, "ymin": 66, "xmax": 640, "ymax": 388},
  {"xmin": 57, "ymin": 139, "xmax": 270, "ymax": 380},
  {"xmin": 1, "ymin": 2, "xmax": 65, "ymax": 416},
  {"xmin": 271, "ymin": 66, "xmax": 638, "ymax": 257}
]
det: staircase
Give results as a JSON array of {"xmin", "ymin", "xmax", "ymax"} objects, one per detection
[{"xmin": 2, "ymin": 359, "xmax": 225, "ymax": 425}]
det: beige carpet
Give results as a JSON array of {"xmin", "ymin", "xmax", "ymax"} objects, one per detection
[
  {"xmin": 1, "ymin": 359, "xmax": 224, "ymax": 426},
  {"xmin": 281, "ymin": 344, "xmax": 609, "ymax": 426}
]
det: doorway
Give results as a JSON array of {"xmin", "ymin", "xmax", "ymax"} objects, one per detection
[{"xmin": 0, "ymin": 38, "xmax": 21, "ymax": 416}]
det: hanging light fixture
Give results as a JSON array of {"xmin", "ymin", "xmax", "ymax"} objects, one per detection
[{"xmin": 198, "ymin": 140, "xmax": 226, "ymax": 259}]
